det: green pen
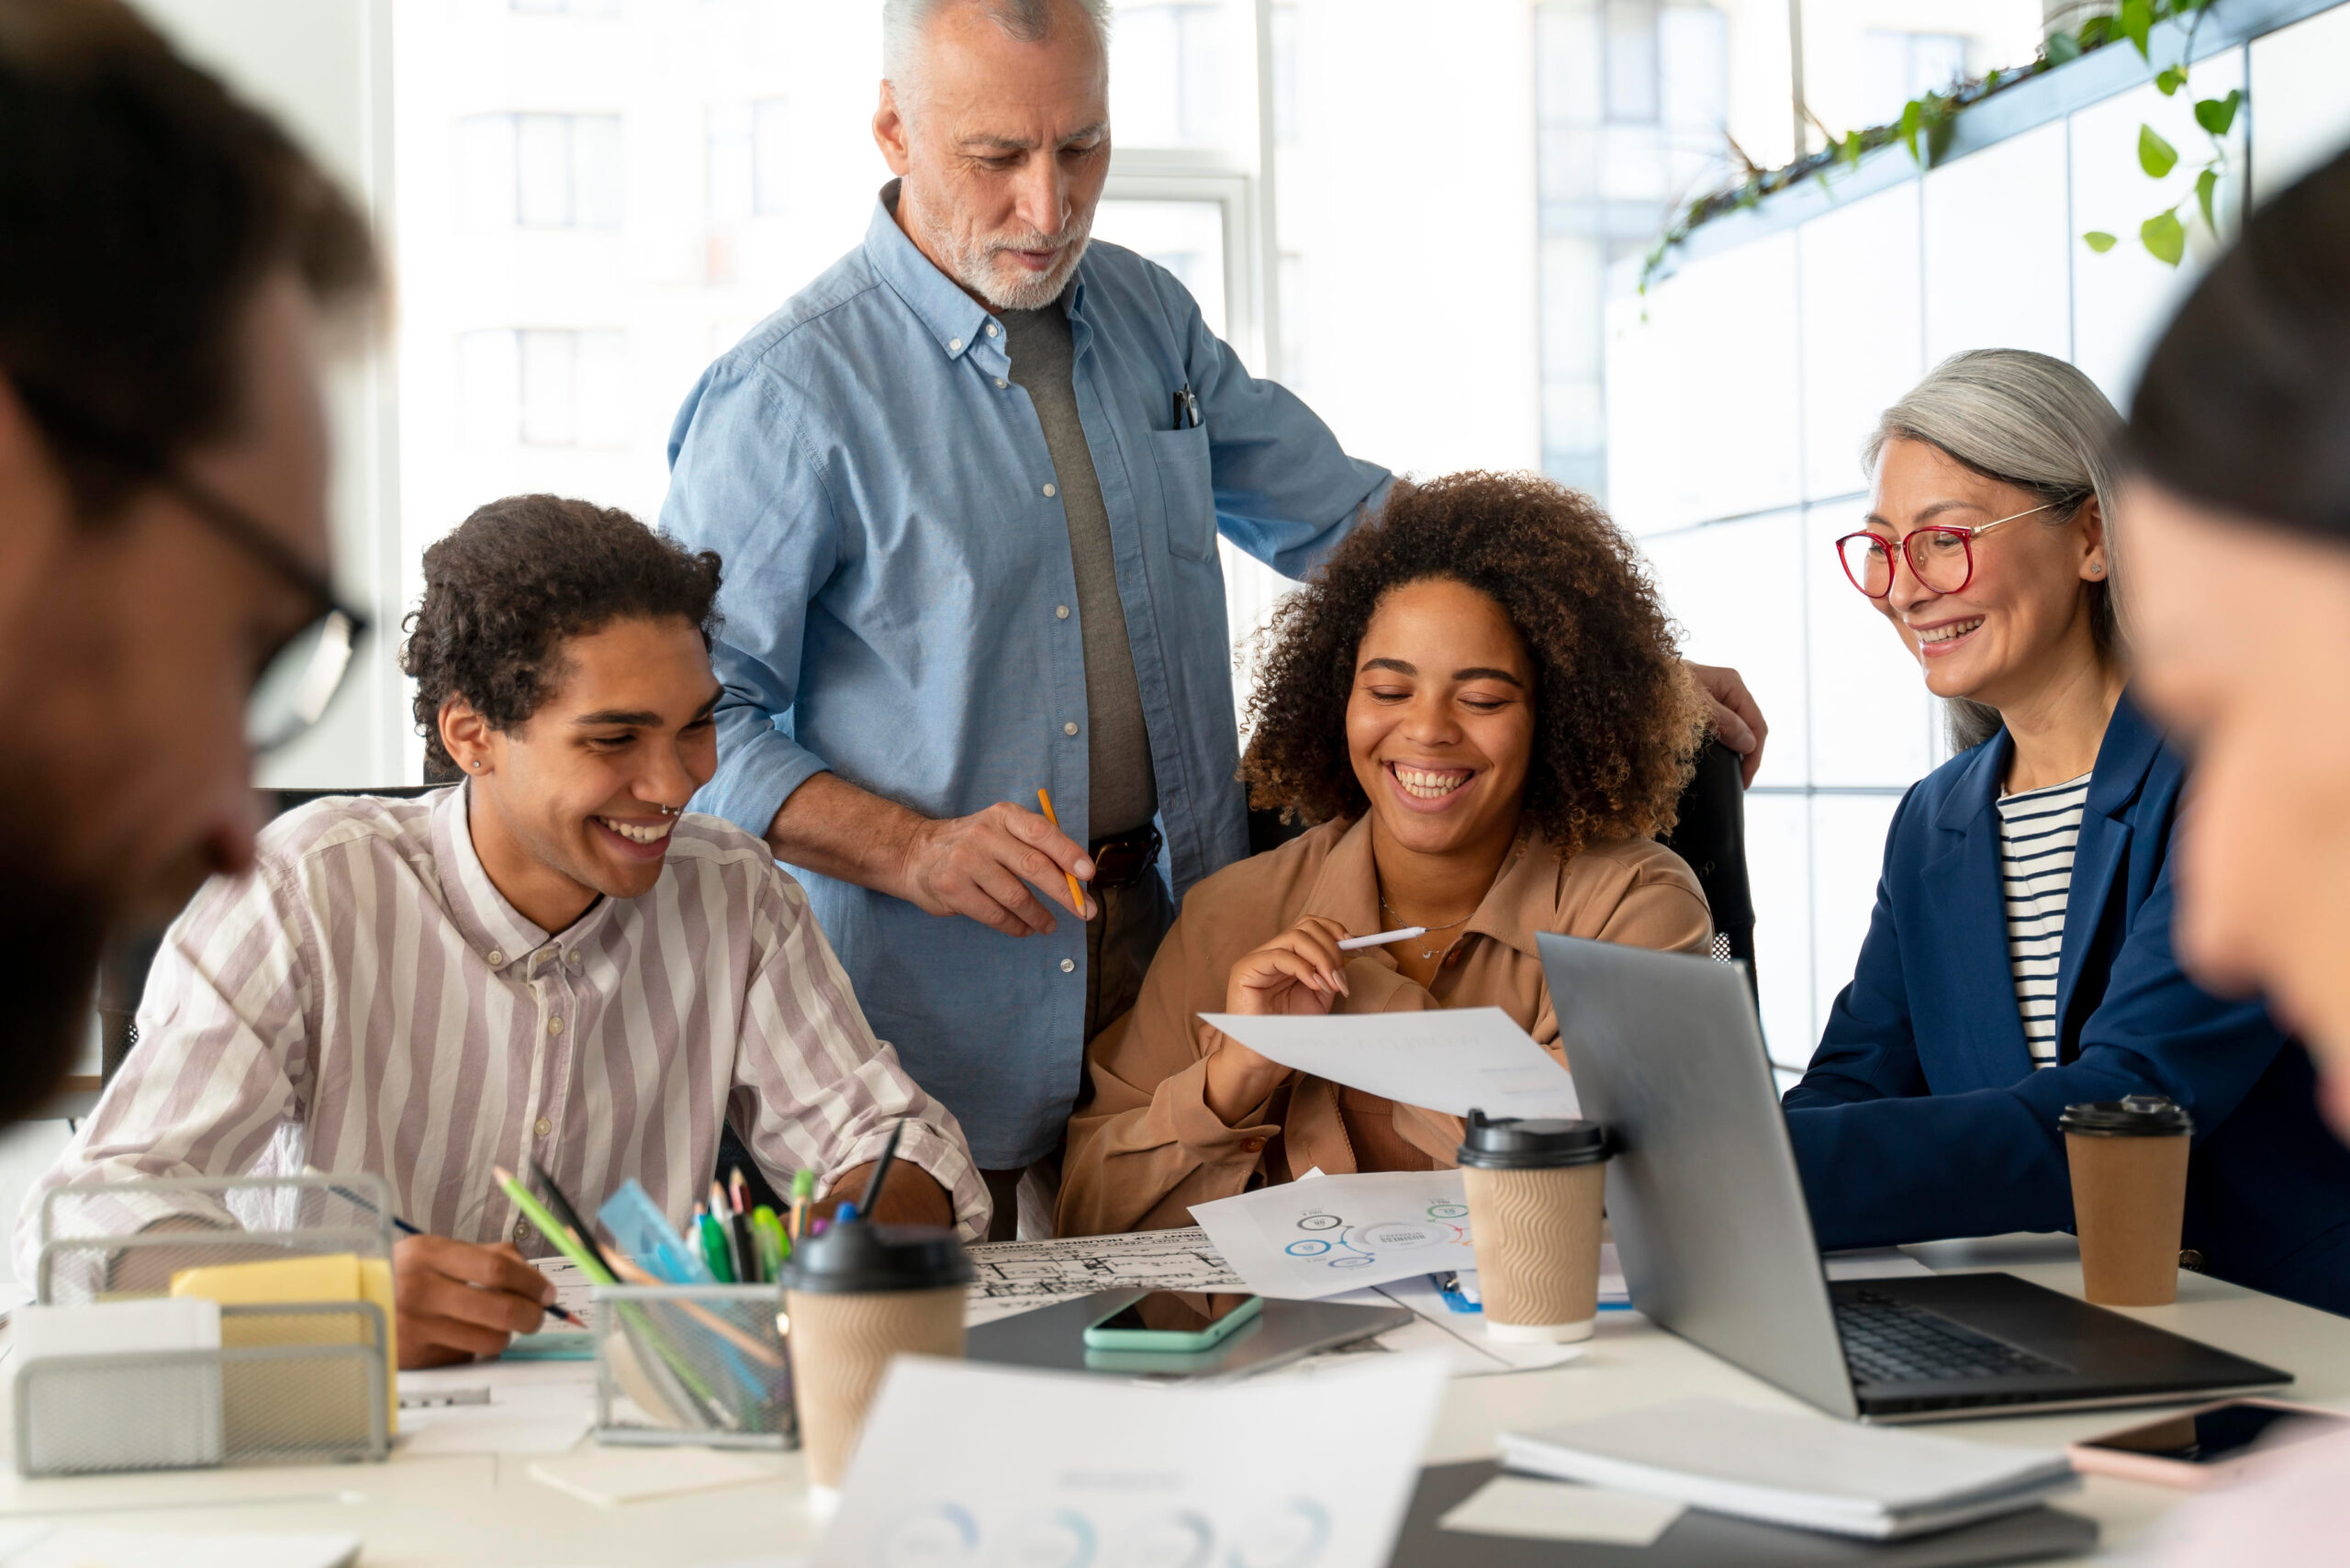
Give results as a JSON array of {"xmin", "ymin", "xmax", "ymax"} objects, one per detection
[
  {"xmin": 697, "ymin": 1208, "xmax": 736, "ymax": 1283},
  {"xmin": 751, "ymin": 1205, "xmax": 787, "ymax": 1281}
]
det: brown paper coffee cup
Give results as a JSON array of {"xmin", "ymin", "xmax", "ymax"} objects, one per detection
[
  {"xmin": 1460, "ymin": 1161, "xmax": 1606, "ymax": 1342},
  {"xmin": 785, "ymin": 1283, "xmax": 966, "ymax": 1490},
  {"xmin": 2066, "ymin": 1130, "xmax": 2191, "ymax": 1306}
]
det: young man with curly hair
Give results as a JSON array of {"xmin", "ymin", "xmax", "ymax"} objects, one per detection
[
  {"xmin": 21, "ymin": 496, "xmax": 985, "ymax": 1366},
  {"xmin": 1057, "ymin": 473, "xmax": 1714, "ymax": 1236}
]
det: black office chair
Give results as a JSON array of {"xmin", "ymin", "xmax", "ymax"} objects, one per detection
[
  {"xmin": 1247, "ymin": 735, "xmax": 1757, "ymax": 1001},
  {"xmin": 1659, "ymin": 738, "xmax": 1759, "ymax": 1002}
]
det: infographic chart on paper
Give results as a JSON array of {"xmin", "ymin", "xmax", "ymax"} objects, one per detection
[
  {"xmin": 1189, "ymin": 1170, "xmax": 1480, "ymax": 1299},
  {"xmin": 962, "ymin": 1226, "xmax": 1242, "ymax": 1326}
]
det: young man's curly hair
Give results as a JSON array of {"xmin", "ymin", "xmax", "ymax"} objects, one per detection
[
  {"xmin": 401, "ymin": 495, "xmax": 724, "ymax": 778},
  {"xmin": 1238, "ymin": 471, "xmax": 1707, "ymax": 857}
]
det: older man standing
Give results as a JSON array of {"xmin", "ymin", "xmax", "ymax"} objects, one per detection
[{"xmin": 664, "ymin": 0, "xmax": 1763, "ymax": 1234}]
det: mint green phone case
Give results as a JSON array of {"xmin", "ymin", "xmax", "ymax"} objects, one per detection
[{"xmin": 1081, "ymin": 1293, "xmax": 1263, "ymax": 1351}]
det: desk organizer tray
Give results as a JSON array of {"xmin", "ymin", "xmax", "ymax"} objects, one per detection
[
  {"xmin": 590, "ymin": 1282, "xmax": 794, "ymax": 1449},
  {"xmin": 20, "ymin": 1173, "xmax": 398, "ymax": 1476}
]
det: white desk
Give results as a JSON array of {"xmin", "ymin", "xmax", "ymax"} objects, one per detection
[{"xmin": 0, "ymin": 1235, "xmax": 2340, "ymax": 1565}]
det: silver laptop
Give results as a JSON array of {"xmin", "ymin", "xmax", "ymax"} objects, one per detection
[{"xmin": 1536, "ymin": 933, "xmax": 2289, "ymax": 1422}]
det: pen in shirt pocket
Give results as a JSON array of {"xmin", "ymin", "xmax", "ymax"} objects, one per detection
[{"xmin": 1171, "ymin": 382, "xmax": 1200, "ymax": 431}]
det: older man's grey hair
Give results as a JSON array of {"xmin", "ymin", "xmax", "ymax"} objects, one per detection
[
  {"xmin": 882, "ymin": 0, "xmax": 1113, "ymax": 110},
  {"xmin": 1863, "ymin": 348, "xmax": 2126, "ymax": 755}
]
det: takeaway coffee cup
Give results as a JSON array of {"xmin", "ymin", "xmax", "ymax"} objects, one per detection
[
  {"xmin": 1457, "ymin": 1110, "xmax": 1610, "ymax": 1342},
  {"xmin": 2060, "ymin": 1094, "xmax": 2194, "ymax": 1306},
  {"xmin": 780, "ymin": 1221, "xmax": 972, "ymax": 1497}
]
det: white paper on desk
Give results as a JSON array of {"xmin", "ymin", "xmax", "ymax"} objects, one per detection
[
  {"xmin": 0, "ymin": 1528, "xmax": 359, "ymax": 1568},
  {"xmin": 961, "ymin": 1226, "xmax": 1241, "ymax": 1327},
  {"xmin": 1191, "ymin": 1169, "xmax": 1480, "ymax": 1298},
  {"xmin": 1197, "ymin": 1005, "xmax": 1579, "ymax": 1120},
  {"xmin": 1357, "ymin": 1278, "xmax": 1588, "ymax": 1377},
  {"xmin": 822, "ymin": 1352, "xmax": 1449, "ymax": 1568},
  {"xmin": 1440, "ymin": 1476, "xmax": 1684, "ymax": 1545},
  {"xmin": 395, "ymin": 1357, "xmax": 594, "ymax": 1455}
]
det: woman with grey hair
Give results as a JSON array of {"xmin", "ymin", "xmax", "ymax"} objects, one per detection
[{"xmin": 1778, "ymin": 349, "xmax": 2350, "ymax": 1316}]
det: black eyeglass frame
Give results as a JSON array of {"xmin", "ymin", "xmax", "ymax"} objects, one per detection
[{"xmin": 14, "ymin": 382, "xmax": 372, "ymax": 751}]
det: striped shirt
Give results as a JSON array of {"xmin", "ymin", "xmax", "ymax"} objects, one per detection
[
  {"xmin": 16, "ymin": 785, "xmax": 987, "ymax": 1276},
  {"xmin": 1996, "ymin": 772, "xmax": 2091, "ymax": 1068}
]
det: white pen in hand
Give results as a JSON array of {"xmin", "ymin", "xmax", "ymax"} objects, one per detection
[{"xmin": 1337, "ymin": 925, "xmax": 1427, "ymax": 951}]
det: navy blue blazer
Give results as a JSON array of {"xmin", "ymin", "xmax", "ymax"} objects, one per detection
[{"xmin": 1783, "ymin": 691, "xmax": 2350, "ymax": 1316}]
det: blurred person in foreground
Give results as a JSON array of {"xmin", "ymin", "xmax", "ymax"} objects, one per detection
[
  {"xmin": 0, "ymin": 0, "xmax": 376, "ymax": 1115},
  {"xmin": 1779, "ymin": 349, "xmax": 2350, "ymax": 1315},
  {"xmin": 1058, "ymin": 474, "xmax": 1712, "ymax": 1236},
  {"xmin": 2121, "ymin": 144, "xmax": 2350, "ymax": 1559}
]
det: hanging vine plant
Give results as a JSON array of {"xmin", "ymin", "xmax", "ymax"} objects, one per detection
[{"xmin": 1639, "ymin": 0, "xmax": 2237, "ymax": 294}]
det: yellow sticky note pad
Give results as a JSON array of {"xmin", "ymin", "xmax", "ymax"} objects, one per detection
[{"xmin": 171, "ymin": 1253, "xmax": 398, "ymax": 1441}]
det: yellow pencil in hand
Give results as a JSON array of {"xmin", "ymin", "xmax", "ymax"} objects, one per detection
[{"xmin": 1035, "ymin": 788, "xmax": 1090, "ymax": 920}]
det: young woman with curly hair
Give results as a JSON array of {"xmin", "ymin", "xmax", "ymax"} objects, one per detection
[{"xmin": 1056, "ymin": 472, "xmax": 1714, "ymax": 1237}]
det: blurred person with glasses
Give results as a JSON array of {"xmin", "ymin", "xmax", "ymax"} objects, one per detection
[
  {"xmin": 0, "ymin": 0, "xmax": 377, "ymax": 1120},
  {"xmin": 1779, "ymin": 349, "xmax": 2350, "ymax": 1316}
]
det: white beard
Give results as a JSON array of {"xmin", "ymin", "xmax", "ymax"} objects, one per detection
[{"xmin": 910, "ymin": 190, "xmax": 1094, "ymax": 312}]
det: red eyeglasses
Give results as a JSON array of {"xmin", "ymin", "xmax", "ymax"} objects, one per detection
[{"xmin": 1834, "ymin": 503, "xmax": 2057, "ymax": 599}]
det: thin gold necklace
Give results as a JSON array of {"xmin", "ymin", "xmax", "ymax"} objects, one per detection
[{"xmin": 1378, "ymin": 891, "xmax": 1474, "ymax": 960}]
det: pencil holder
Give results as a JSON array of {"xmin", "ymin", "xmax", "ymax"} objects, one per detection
[
  {"xmin": 590, "ymin": 1282, "xmax": 796, "ymax": 1449},
  {"xmin": 20, "ymin": 1174, "xmax": 398, "ymax": 1476}
]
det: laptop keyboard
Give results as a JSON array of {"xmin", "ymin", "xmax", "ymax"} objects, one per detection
[{"xmin": 1835, "ymin": 1289, "xmax": 2073, "ymax": 1384}]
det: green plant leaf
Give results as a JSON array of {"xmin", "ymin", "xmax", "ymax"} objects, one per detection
[
  {"xmin": 1898, "ymin": 98, "xmax": 1925, "ymax": 162},
  {"xmin": 2082, "ymin": 230, "xmax": 2120, "ymax": 252},
  {"xmin": 2118, "ymin": 0, "xmax": 2153, "ymax": 59},
  {"xmin": 2139, "ymin": 123, "xmax": 2179, "ymax": 178},
  {"xmin": 2044, "ymin": 30, "xmax": 2084, "ymax": 65},
  {"xmin": 2196, "ymin": 166, "xmax": 2220, "ymax": 234},
  {"xmin": 2195, "ymin": 88, "xmax": 2242, "ymax": 137},
  {"xmin": 2155, "ymin": 65, "xmax": 2188, "ymax": 95},
  {"xmin": 2142, "ymin": 208, "xmax": 2187, "ymax": 266},
  {"xmin": 2078, "ymin": 14, "xmax": 2112, "ymax": 49}
]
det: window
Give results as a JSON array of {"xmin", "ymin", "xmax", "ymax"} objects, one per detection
[
  {"xmin": 455, "ymin": 113, "xmax": 624, "ymax": 230},
  {"xmin": 457, "ymin": 330, "xmax": 629, "ymax": 450},
  {"xmin": 1859, "ymin": 30, "xmax": 1971, "ymax": 128},
  {"xmin": 510, "ymin": 0, "xmax": 621, "ymax": 15},
  {"xmin": 707, "ymin": 98, "xmax": 791, "ymax": 224},
  {"xmin": 1110, "ymin": 1, "xmax": 1238, "ymax": 149}
]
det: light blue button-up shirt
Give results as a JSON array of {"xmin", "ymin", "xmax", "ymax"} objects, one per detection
[{"xmin": 662, "ymin": 186, "xmax": 1390, "ymax": 1166}]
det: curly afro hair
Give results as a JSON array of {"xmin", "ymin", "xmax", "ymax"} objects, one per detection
[
  {"xmin": 400, "ymin": 495, "xmax": 723, "ymax": 778},
  {"xmin": 1238, "ymin": 471, "xmax": 1706, "ymax": 857}
]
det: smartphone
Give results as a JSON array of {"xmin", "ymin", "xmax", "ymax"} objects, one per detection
[
  {"xmin": 1081, "ymin": 1292, "xmax": 1264, "ymax": 1352},
  {"xmin": 2067, "ymin": 1398, "xmax": 2350, "ymax": 1489}
]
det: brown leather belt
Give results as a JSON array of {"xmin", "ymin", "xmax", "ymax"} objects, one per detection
[{"xmin": 1088, "ymin": 824, "xmax": 1163, "ymax": 890}]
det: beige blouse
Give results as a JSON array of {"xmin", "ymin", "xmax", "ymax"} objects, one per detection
[{"xmin": 1056, "ymin": 816, "xmax": 1711, "ymax": 1237}]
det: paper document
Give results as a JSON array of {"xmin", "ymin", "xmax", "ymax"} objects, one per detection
[
  {"xmin": 822, "ymin": 1352, "xmax": 1449, "ymax": 1568},
  {"xmin": 0, "ymin": 1527, "xmax": 359, "ymax": 1568},
  {"xmin": 1192, "ymin": 1169, "xmax": 1480, "ymax": 1298},
  {"xmin": 1198, "ymin": 1006, "xmax": 1579, "ymax": 1119},
  {"xmin": 1439, "ymin": 1476, "xmax": 1684, "ymax": 1545},
  {"xmin": 529, "ymin": 1448, "xmax": 784, "ymax": 1506},
  {"xmin": 1360, "ymin": 1277, "xmax": 1588, "ymax": 1377},
  {"xmin": 962, "ymin": 1226, "xmax": 1241, "ymax": 1326},
  {"xmin": 396, "ymin": 1356, "xmax": 595, "ymax": 1456},
  {"xmin": 1497, "ymin": 1397, "xmax": 2076, "ymax": 1539}
]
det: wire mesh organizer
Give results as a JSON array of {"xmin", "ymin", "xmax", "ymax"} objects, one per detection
[
  {"xmin": 590, "ymin": 1283, "xmax": 795, "ymax": 1449},
  {"xmin": 18, "ymin": 1173, "xmax": 398, "ymax": 1476}
]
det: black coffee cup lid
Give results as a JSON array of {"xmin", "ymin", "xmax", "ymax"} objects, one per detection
[
  {"xmin": 778, "ymin": 1222, "xmax": 973, "ymax": 1294},
  {"xmin": 2058, "ymin": 1094, "xmax": 2194, "ymax": 1137},
  {"xmin": 1456, "ymin": 1109, "xmax": 1609, "ymax": 1170}
]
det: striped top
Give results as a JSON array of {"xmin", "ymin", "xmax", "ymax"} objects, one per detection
[
  {"xmin": 1996, "ymin": 772, "xmax": 2092, "ymax": 1068},
  {"xmin": 16, "ymin": 784, "xmax": 987, "ymax": 1276}
]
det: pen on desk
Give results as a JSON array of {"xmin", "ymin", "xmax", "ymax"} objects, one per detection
[
  {"xmin": 1337, "ymin": 925, "xmax": 1428, "ymax": 951},
  {"xmin": 853, "ymin": 1120, "xmax": 907, "ymax": 1224},
  {"xmin": 710, "ymin": 1181, "xmax": 746, "ymax": 1282},
  {"xmin": 1034, "ymin": 788, "xmax": 1090, "ymax": 919},
  {"xmin": 727, "ymin": 1170, "xmax": 758, "ymax": 1282}
]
